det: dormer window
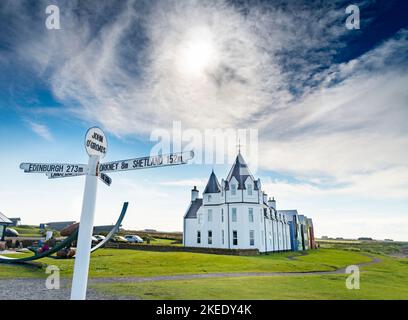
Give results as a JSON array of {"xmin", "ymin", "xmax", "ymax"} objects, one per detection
[
  {"xmin": 247, "ymin": 184, "xmax": 253, "ymax": 196},
  {"xmin": 231, "ymin": 184, "xmax": 237, "ymax": 196}
]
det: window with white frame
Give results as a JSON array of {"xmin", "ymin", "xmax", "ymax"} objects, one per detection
[
  {"xmin": 207, "ymin": 195, "xmax": 212, "ymax": 202},
  {"xmin": 247, "ymin": 184, "xmax": 253, "ymax": 196},
  {"xmin": 233, "ymin": 230, "xmax": 238, "ymax": 245},
  {"xmin": 248, "ymin": 208, "xmax": 254, "ymax": 222},
  {"xmin": 221, "ymin": 209, "xmax": 224, "ymax": 222},
  {"xmin": 231, "ymin": 184, "xmax": 237, "ymax": 195},
  {"xmin": 249, "ymin": 230, "xmax": 255, "ymax": 246},
  {"xmin": 208, "ymin": 209, "xmax": 212, "ymax": 222},
  {"xmin": 197, "ymin": 231, "xmax": 201, "ymax": 244},
  {"xmin": 198, "ymin": 213, "xmax": 203, "ymax": 225},
  {"xmin": 208, "ymin": 230, "xmax": 212, "ymax": 244},
  {"xmin": 232, "ymin": 208, "xmax": 237, "ymax": 222},
  {"xmin": 222, "ymin": 230, "xmax": 224, "ymax": 245}
]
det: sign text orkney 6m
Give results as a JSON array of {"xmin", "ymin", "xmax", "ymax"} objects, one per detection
[
  {"xmin": 19, "ymin": 126, "xmax": 194, "ymax": 300},
  {"xmin": 99, "ymin": 151, "xmax": 193, "ymax": 173}
]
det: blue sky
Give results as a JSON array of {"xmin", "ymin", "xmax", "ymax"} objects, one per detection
[{"xmin": 0, "ymin": 0, "xmax": 407, "ymax": 240}]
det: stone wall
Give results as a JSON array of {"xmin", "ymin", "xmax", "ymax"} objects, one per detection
[{"xmin": 105, "ymin": 243, "xmax": 259, "ymax": 256}]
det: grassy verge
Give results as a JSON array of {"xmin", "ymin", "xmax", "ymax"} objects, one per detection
[
  {"xmin": 91, "ymin": 255, "xmax": 408, "ymax": 300},
  {"xmin": 0, "ymin": 248, "xmax": 370, "ymax": 279},
  {"xmin": 147, "ymin": 238, "xmax": 182, "ymax": 246}
]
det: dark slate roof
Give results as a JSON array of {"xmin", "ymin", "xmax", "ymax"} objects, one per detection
[
  {"xmin": 226, "ymin": 152, "xmax": 257, "ymax": 190},
  {"xmin": 0, "ymin": 212, "xmax": 12, "ymax": 225},
  {"xmin": 278, "ymin": 210, "xmax": 299, "ymax": 222},
  {"xmin": 203, "ymin": 170, "xmax": 221, "ymax": 194},
  {"xmin": 184, "ymin": 199, "xmax": 203, "ymax": 219}
]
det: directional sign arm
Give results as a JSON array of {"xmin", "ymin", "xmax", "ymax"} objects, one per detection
[
  {"xmin": 99, "ymin": 150, "xmax": 194, "ymax": 173},
  {"xmin": 98, "ymin": 172, "xmax": 112, "ymax": 186},
  {"xmin": 20, "ymin": 163, "xmax": 88, "ymax": 174}
]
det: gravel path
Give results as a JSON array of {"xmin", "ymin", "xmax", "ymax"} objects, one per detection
[
  {"xmin": 0, "ymin": 278, "xmax": 136, "ymax": 300},
  {"xmin": 0, "ymin": 254, "xmax": 380, "ymax": 300}
]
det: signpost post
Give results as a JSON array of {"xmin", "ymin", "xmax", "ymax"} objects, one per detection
[
  {"xmin": 70, "ymin": 127, "xmax": 107, "ymax": 300},
  {"xmin": 19, "ymin": 126, "xmax": 194, "ymax": 300}
]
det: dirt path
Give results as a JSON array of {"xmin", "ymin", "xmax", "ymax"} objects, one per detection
[{"xmin": 0, "ymin": 254, "xmax": 381, "ymax": 300}]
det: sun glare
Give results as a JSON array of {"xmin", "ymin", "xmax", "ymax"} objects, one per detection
[{"xmin": 176, "ymin": 29, "xmax": 218, "ymax": 76}]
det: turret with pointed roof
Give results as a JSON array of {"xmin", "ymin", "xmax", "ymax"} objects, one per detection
[
  {"xmin": 225, "ymin": 152, "xmax": 259, "ymax": 190},
  {"xmin": 203, "ymin": 170, "xmax": 221, "ymax": 194}
]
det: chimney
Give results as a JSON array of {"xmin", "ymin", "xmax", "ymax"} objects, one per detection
[
  {"xmin": 191, "ymin": 186, "xmax": 199, "ymax": 201},
  {"xmin": 268, "ymin": 197, "xmax": 276, "ymax": 209},
  {"xmin": 263, "ymin": 192, "xmax": 268, "ymax": 204}
]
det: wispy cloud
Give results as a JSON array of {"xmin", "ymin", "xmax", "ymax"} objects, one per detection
[
  {"xmin": 4, "ymin": 0, "xmax": 407, "ymax": 191},
  {"xmin": 26, "ymin": 121, "xmax": 53, "ymax": 141}
]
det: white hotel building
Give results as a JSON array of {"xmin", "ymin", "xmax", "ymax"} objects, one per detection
[{"xmin": 183, "ymin": 152, "xmax": 292, "ymax": 253}]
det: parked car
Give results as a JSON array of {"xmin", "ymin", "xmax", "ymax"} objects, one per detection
[
  {"xmin": 111, "ymin": 235, "xmax": 128, "ymax": 243},
  {"xmin": 125, "ymin": 235, "xmax": 144, "ymax": 243},
  {"xmin": 93, "ymin": 235, "xmax": 106, "ymax": 242}
]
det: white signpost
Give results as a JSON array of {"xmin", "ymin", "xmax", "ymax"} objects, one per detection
[{"xmin": 19, "ymin": 126, "xmax": 194, "ymax": 300}]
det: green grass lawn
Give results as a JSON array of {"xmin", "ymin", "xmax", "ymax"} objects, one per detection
[
  {"xmin": 2, "ymin": 244, "xmax": 407, "ymax": 300},
  {"xmin": 0, "ymin": 248, "xmax": 370, "ymax": 279},
  {"xmin": 91, "ymin": 255, "xmax": 408, "ymax": 300}
]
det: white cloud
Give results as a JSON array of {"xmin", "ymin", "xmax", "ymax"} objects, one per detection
[
  {"xmin": 9, "ymin": 0, "xmax": 352, "ymax": 135},
  {"xmin": 27, "ymin": 121, "xmax": 53, "ymax": 141},
  {"xmin": 257, "ymin": 35, "xmax": 408, "ymax": 198}
]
